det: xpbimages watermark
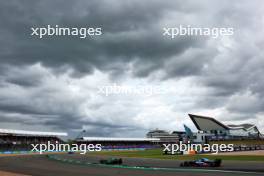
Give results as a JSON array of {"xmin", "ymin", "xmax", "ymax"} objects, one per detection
[
  {"xmin": 97, "ymin": 83, "xmax": 171, "ymax": 96},
  {"xmin": 31, "ymin": 141, "xmax": 102, "ymax": 154},
  {"xmin": 163, "ymin": 141, "xmax": 234, "ymax": 154},
  {"xmin": 30, "ymin": 25, "xmax": 102, "ymax": 39},
  {"xmin": 163, "ymin": 25, "xmax": 234, "ymax": 38}
]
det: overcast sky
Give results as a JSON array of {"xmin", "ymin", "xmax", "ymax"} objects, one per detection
[{"xmin": 0, "ymin": 0, "xmax": 263, "ymax": 138}]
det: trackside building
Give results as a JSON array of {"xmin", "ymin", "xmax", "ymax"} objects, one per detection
[{"xmin": 189, "ymin": 114, "xmax": 263, "ymax": 143}]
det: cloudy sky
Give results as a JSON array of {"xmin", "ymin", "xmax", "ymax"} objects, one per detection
[{"xmin": 0, "ymin": 0, "xmax": 264, "ymax": 138}]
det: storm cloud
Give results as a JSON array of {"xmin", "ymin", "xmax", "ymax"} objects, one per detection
[{"xmin": 0, "ymin": 0, "xmax": 263, "ymax": 137}]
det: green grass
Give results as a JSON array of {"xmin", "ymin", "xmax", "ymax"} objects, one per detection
[{"xmin": 90, "ymin": 149, "xmax": 264, "ymax": 161}]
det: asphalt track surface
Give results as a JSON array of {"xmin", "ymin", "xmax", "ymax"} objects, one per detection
[{"xmin": 0, "ymin": 154, "xmax": 263, "ymax": 176}]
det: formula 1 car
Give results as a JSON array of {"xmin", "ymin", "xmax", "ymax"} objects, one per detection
[
  {"xmin": 180, "ymin": 158, "xmax": 221, "ymax": 167},
  {"xmin": 99, "ymin": 158, "xmax": 123, "ymax": 165}
]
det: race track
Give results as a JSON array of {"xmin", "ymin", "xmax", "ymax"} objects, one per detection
[{"xmin": 0, "ymin": 154, "xmax": 263, "ymax": 176}]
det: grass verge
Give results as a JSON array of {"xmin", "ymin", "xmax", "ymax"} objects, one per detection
[{"xmin": 90, "ymin": 149, "xmax": 264, "ymax": 161}]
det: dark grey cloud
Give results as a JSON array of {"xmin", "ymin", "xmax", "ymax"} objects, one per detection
[
  {"xmin": 0, "ymin": 0, "xmax": 207, "ymax": 78},
  {"xmin": 0, "ymin": 0, "xmax": 264, "ymax": 136}
]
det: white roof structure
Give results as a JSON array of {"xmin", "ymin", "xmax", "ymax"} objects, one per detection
[
  {"xmin": 227, "ymin": 124, "xmax": 256, "ymax": 130},
  {"xmin": 0, "ymin": 128, "xmax": 67, "ymax": 137},
  {"xmin": 80, "ymin": 137, "xmax": 160, "ymax": 142}
]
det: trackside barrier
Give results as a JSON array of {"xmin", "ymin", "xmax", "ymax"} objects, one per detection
[
  {"xmin": 0, "ymin": 151, "xmax": 61, "ymax": 154},
  {"xmin": 0, "ymin": 148, "xmax": 147, "ymax": 155}
]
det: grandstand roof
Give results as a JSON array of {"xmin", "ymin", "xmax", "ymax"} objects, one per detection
[
  {"xmin": 0, "ymin": 128, "xmax": 67, "ymax": 137},
  {"xmin": 80, "ymin": 137, "xmax": 160, "ymax": 142},
  {"xmin": 189, "ymin": 114, "xmax": 229, "ymax": 131},
  {"xmin": 147, "ymin": 129, "xmax": 168, "ymax": 133},
  {"xmin": 227, "ymin": 124, "xmax": 255, "ymax": 130}
]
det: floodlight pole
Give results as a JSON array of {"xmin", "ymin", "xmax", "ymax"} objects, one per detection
[{"xmin": 75, "ymin": 130, "xmax": 86, "ymax": 140}]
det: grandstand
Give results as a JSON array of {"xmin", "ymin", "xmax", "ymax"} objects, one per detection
[
  {"xmin": 146, "ymin": 129, "xmax": 179, "ymax": 143},
  {"xmin": 188, "ymin": 114, "xmax": 263, "ymax": 143},
  {"xmin": 186, "ymin": 114, "xmax": 264, "ymax": 152},
  {"xmin": 76, "ymin": 137, "xmax": 160, "ymax": 150},
  {"xmin": 0, "ymin": 128, "xmax": 67, "ymax": 153}
]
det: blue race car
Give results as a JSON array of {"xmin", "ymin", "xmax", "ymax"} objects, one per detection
[{"xmin": 180, "ymin": 158, "xmax": 221, "ymax": 167}]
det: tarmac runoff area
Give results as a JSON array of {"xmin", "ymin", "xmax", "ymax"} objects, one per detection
[
  {"xmin": 0, "ymin": 170, "xmax": 29, "ymax": 176},
  {"xmin": 0, "ymin": 154, "xmax": 263, "ymax": 176}
]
